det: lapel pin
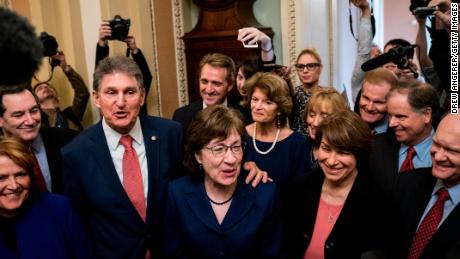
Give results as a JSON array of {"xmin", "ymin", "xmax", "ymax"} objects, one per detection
[{"xmin": 151, "ymin": 136, "xmax": 157, "ymax": 141}]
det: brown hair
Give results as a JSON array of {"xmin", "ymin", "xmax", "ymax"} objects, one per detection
[
  {"xmin": 0, "ymin": 137, "xmax": 34, "ymax": 178},
  {"xmin": 296, "ymin": 48, "xmax": 322, "ymax": 64},
  {"xmin": 93, "ymin": 55, "xmax": 144, "ymax": 92},
  {"xmin": 362, "ymin": 67, "xmax": 398, "ymax": 89},
  {"xmin": 198, "ymin": 53, "xmax": 236, "ymax": 87},
  {"xmin": 314, "ymin": 110, "xmax": 373, "ymax": 160},
  {"xmin": 244, "ymin": 72, "xmax": 293, "ymax": 126},
  {"xmin": 388, "ymin": 79, "xmax": 439, "ymax": 119},
  {"xmin": 184, "ymin": 105, "xmax": 247, "ymax": 173},
  {"xmin": 303, "ymin": 87, "xmax": 348, "ymax": 121}
]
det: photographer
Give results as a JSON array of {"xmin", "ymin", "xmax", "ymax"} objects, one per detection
[
  {"xmin": 34, "ymin": 51, "xmax": 89, "ymax": 131},
  {"xmin": 96, "ymin": 20, "xmax": 152, "ymax": 115}
]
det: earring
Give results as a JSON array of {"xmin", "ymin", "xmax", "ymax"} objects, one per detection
[
  {"xmin": 276, "ymin": 112, "xmax": 281, "ymax": 127},
  {"xmin": 199, "ymin": 163, "xmax": 203, "ymax": 171}
]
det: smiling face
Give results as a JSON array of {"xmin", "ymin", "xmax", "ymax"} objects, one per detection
[
  {"xmin": 0, "ymin": 155, "xmax": 31, "ymax": 218},
  {"xmin": 199, "ymin": 64, "xmax": 233, "ymax": 106},
  {"xmin": 387, "ymin": 91, "xmax": 431, "ymax": 146},
  {"xmin": 316, "ymin": 139, "xmax": 358, "ymax": 184},
  {"xmin": 296, "ymin": 53, "xmax": 322, "ymax": 87},
  {"xmin": 306, "ymin": 103, "xmax": 332, "ymax": 140},
  {"xmin": 195, "ymin": 129, "xmax": 243, "ymax": 188},
  {"xmin": 430, "ymin": 115, "xmax": 460, "ymax": 188},
  {"xmin": 93, "ymin": 72, "xmax": 145, "ymax": 135},
  {"xmin": 236, "ymin": 68, "xmax": 247, "ymax": 97},
  {"xmin": 250, "ymin": 87, "xmax": 278, "ymax": 124},
  {"xmin": 359, "ymin": 80, "xmax": 392, "ymax": 125},
  {"xmin": 0, "ymin": 90, "xmax": 41, "ymax": 142}
]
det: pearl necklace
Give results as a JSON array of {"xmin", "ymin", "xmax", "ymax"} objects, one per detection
[{"xmin": 252, "ymin": 123, "xmax": 280, "ymax": 155}]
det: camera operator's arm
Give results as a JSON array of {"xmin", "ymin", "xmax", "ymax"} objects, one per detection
[
  {"xmin": 350, "ymin": 0, "xmax": 372, "ymax": 102},
  {"xmin": 95, "ymin": 21, "xmax": 111, "ymax": 68},
  {"xmin": 414, "ymin": 15, "xmax": 442, "ymax": 90},
  {"xmin": 55, "ymin": 51, "xmax": 90, "ymax": 121},
  {"xmin": 238, "ymin": 27, "xmax": 275, "ymax": 63},
  {"xmin": 429, "ymin": 0, "xmax": 452, "ymax": 32},
  {"xmin": 125, "ymin": 35, "xmax": 152, "ymax": 115},
  {"xmin": 415, "ymin": 16, "xmax": 433, "ymax": 68}
]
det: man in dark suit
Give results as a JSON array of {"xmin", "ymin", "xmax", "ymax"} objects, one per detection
[
  {"xmin": 391, "ymin": 113, "xmax": 460, "ymax": 258},
  {"xmin": 61, "ymin": 56, "xmax": 183, "ymax": 258},
  {"xmin": 0, "ymin": 85, "xmax": 78, "ymax": 193},
  {"xmin": 172, "ymin": 53, "xmax": 250, "ymax": 133},
  {"xmin": 368, "ymin": 80, "xmax": 439, "ymax": 197}
]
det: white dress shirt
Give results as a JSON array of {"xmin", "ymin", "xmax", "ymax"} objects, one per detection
[{"xmin": 102, "ymin": 117, "xmax": 148, "ymax": 203}]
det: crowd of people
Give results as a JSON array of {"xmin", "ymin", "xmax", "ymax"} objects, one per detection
[{"xmin": 0, "ymin": 0, "xmax": 458, "ymax": 258}]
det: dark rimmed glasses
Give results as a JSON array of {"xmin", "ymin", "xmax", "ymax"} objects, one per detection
[
  {"xmin": 295, "ymin": 63, "xmax": 321, "ymax": 71},
  {"xmin": 204, "ymin": 143, "xmax": 246, "ymax": 157}
]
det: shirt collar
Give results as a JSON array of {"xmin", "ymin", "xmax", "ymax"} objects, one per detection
[
  {"xmin": 203, "ymin": 98, "xmax": 228, "ymax": 109},
  {"xmin": 102, "ymin": 117, "xmax": 143, "ymax": 150},
  {"xmin": 433, "ymin": 179, "xmax": 460, "ymax": 206},
  {"xmin": 30, "ymin": 134, "xmax": 44, "ymax": 153},
  {"xmin": 372, "ymin": 115, "xmax": 388, "ymax": 134},
  {"xmin": 399, "ymin": 128, "xmax": 434, "ymax": 160}
]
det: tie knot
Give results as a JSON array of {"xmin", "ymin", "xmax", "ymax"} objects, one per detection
[
  {"xmin": 120, "ymin": 135, "xmax": 133, "ymax": 148},
  {"xmin": 437, "ymin": 188, "xmax": 450, "ymax": 203},
  {"xmin": 406, "ymin": 145, "xmax": 416, "ymax": 159}
]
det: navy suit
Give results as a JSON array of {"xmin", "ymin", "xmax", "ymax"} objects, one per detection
[
  {"xmin": 391, "ymin": 168, "xmax": 460, "ymax": 259},
  {"xmin": 62, "ymin": 116, "xmax": 183, "ymax": 259},
  {"xmin": 164, "ymin": 175, "xmax": 283, "ymax": 258},
  {"xmin": 40, "ymin": 127, "xmax": 79, "ymax": 193}
]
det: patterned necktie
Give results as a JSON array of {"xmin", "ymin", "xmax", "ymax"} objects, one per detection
[
  {"xmin": 407, "ymin": 188, "xmax": 450, "ymax": 259},
  {"xmin": 120, "ymin": 135, "xmax": 146, "ymax": 222},
  {"xmin": 400, "ymin": 146, "xmax": 416, "ymax": 173}
]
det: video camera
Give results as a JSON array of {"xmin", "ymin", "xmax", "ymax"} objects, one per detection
[
  {"xmin": 39, "ymin": 32, "xmax": 58, "ymax": 57},
  {"xmin": 107, "ymin": 15, "xmax": 131, "ymax": 41},
  {"xmin": 39, "ymin": 32, "xmax": 59, "ymax": 67},
  {"xmin": 410, "ymin": 0, "xmax": 436, "ymax": 18},
  {"xmin": 361, "ymin": 45, "xmax": 417, "ymax": 72}
]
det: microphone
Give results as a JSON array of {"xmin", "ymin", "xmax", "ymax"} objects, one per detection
[
  {"xmin": 361, "ymin": 52, "xmax": 395, "ymax": 72},
  {"xmin": 361, "ymin": 44, "xmax": 417, "ymax": 72}
]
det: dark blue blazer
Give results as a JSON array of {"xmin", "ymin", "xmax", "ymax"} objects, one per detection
[
  {"xmin": 164, "ymin": 175, "xmax": 283, "ymax": 259},
  {"xmin": 62, "ymin": 115, "xmax": 183, "ymax": 259},
  {"xmin": 0, "ymin": 193, "xmax": 93, "ymax": 259},
  {"xmin": 391, "ymin": 168, "xmax": 460, "ymax": 259}
]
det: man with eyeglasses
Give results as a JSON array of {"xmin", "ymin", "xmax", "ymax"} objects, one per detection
[{"xmin": 290, "ymin": 48, "xmax": 324, "ymax": 138}]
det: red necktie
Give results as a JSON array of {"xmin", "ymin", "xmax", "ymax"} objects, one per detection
[
  {"xmin": 120, "ymin": 135, "xmax": 146, "ymax": 222},
  {"xmin": 31, "ymin": 152, "xmax": 48, "ymax": 192},
  {"xmin": 407, "ymin": 188, "xmax": 450, "ymax": 259},
  {"xmin": 400, "ymin": 146, "xmax": 416, "ymax": 173}
]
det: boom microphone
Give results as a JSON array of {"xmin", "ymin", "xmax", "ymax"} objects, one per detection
[{"xmin": 361, "ymin": 52, "xmax": 394, "ymax": 72}]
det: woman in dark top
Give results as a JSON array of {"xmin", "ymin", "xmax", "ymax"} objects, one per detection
[
  {"xmin": 164, "ymin": 105, "xmax": 283, "ymax": 258},
  {"xmin": 285, "ymin": 110, "xmax": 389, "ymax": 259},
  {"xmin": 0, "ymin": 137, "xmax": 92, "ymax": 259},
  {"xmin": 244, "ymin": 72, "xmax": 310, "ymax": 191}
]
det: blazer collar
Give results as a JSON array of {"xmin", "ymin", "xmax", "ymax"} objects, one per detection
[{"xmin": 184, "ymin": 176, "xmax": 255, "ymax": 232}]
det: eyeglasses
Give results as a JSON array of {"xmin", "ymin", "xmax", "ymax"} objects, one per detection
[
  {"xmin": 204, "ymin": 143, "xmax": 246, "ymax": 157},
  {"xmin": 295, "ymin": 63, "xmax": 321, "ymax": 71}
]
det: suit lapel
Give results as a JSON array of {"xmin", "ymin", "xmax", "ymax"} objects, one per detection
[
  {"xmin": 184, "ymin": 180, "xmax": 221, "ymax": 232},
  {"xmin": 220, "ymin": 180, "xmax": 255, "ymax": 231},
  {"xmin": 90, "ymin": 122, "xmax": 145, "ymax": 224},
  {"xmin": 141, "ymin": 117, "xmax": 160, "ymax": 225}
]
